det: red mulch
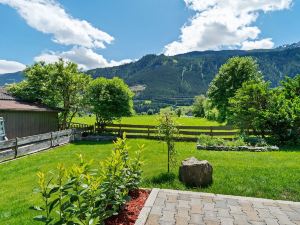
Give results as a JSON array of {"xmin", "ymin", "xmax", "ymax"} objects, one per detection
[{"xmin": 105, "ymin": 189, "xmax": 150, "ymax": 225}]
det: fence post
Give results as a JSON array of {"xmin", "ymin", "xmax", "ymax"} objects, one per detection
[
  {"xmin": 51, "ymin": 132, "xmax": 54, "ymax": 147},
  {"xmin": 148, "ymin": 127, "xmax": 150, "ymax": 138},
  {"xmin": 119, "ymin": 124, "xmax": 122, "ymax": 137},
  {"xmin": 210, "ymin": 126, "xmax": 213, "ymax": 137},
  {"xmin": 14, "ymin": 137, "xmax": 18, "ymax": 158}
]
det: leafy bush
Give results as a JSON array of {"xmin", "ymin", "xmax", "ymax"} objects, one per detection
[
  {"xmin": 31, "ymin": 134, "xmax": 143, "ymax": 225},
  {"xmin": 198, "ymin": 135, "xmax": 226, "ymax": 146},
  {"xmin": 197, "ymin": 135, "xmax": 246, "ymax": 147}
]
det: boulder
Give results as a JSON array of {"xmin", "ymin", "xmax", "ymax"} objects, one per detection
[{"xmin": 179, "ymin": 157, "xmax": 213, "ymax": 187}]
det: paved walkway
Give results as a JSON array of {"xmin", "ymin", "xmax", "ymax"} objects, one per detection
[{"xmin": 136, "ymin": 189, "xmax": 300, "ymax": 225}]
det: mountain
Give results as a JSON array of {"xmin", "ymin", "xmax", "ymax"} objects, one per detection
[
  {"xmin": 1, "ymin": 43, "xmax": 300, "ymax": 102},
  {"xmin": 88, "ymin": 45, "xmax": 300, "ymax": 101},
  {"xmin": 0, "ymin": 71, "xmax": 24, "ymax": 86}
]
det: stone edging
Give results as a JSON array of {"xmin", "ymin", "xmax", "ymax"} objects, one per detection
[
  {"xmin": 134, "ymin": 188, "xmax": 159, "ymax": 225},
  {"xmin": 197, "ymin": 145, "xmax": 279, "ymax": 152}
]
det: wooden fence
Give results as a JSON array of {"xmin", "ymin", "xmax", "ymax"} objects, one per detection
[
  {"xmin": 0, "ymin": 129, "xmax": 74, "ymax": 163},
  {"xmin": 96, "ymin": 123, "xmax": 238, "ymax": 142},
  {"xmin": 70, "ymin": 122, "xmax": 94, "ymax": 132}
]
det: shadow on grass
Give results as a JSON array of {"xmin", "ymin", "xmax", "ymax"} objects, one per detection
[{"xmin": 146, "ymin": 172, "xmax": 176, "ymax": 185}]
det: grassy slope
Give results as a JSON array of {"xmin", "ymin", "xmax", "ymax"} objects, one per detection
[
  {"xmin": 73, "ymin": 115, "xmax": 223, "ymax": 126},
  {"xmin": 0, "ymin": 140, "xmax": 299, "ymax": 225}
]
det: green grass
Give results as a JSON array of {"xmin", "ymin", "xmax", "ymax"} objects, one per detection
[
  {"xmin": 1, "ymin": 140, "xmax": 300, "ymax": 224},
  {"xmin": 73, "ymin": 115, "xmax": 223, "ymax": 126}
]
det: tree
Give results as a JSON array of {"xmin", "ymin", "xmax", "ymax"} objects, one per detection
[
  {"xmin": 229, "ymin": 75, "xmax": 300, "ymax": 145},
  {"xmin": 264, "ymin": 75, "xmax": 300, "ymax": 145},
  {"xmin": 8, "ymin": 59, "xmax": 90, "ymax": 129},
  {"xmin": 192, "ymin": 95, "xmax": 206, "ymax": 117},
  {"xmin": 229, "ymin": 80, "xmax": 270, "ymax": 136},
  {"xmin": 157, "ymin": 112, "xmax": 178, "ymax": 173},
  {"xmin": 176, "ymin": 108, "xmax": 182, "ymax": 117},
  {"xmin": 87, "ymin": 77, "xmax": 134, "ymax": 129},
  {"xmin": 207, "ymin": 56, "xmax": 262, "ymax": 121}
]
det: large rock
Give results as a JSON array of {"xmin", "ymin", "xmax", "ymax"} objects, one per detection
[{"xmin": 179, "ymin": 157, "xmax": 213, "ymax": 187}]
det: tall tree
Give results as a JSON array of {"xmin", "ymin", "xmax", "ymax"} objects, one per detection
[
  {"xmin": 87, "ymin": 77, "xmax": 134, "ymax": 129},
  {"xmin": 228, "ymin": 80, "xmax": 270, "ymax": 136},
  {"xmin": 207, "ymin": 56, "xmax": 262, "ymax": 121},
  {"xmin": 8, "ymin": 59, "xmax": 90, "ymax": 129}
]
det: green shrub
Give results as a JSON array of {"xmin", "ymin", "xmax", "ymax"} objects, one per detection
[
  {"xmin": 30, "ymin": 134, "xmax": 143, "ymax": 225},
  {"xmin": 197, "ymin": 135, "xmax": 246, "ymax": 147}
]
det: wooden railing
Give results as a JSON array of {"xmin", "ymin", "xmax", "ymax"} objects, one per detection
[
  {"xmin": 98, "ymin": 123, "xmax": 238, "ymax": 142},
  {"xmin": 0, "ymin": 129, "xmax": 74, "ymax": 163},
  {"xmin": 70, "ymin": 122, "xmax": 94, "ymax": 133}
]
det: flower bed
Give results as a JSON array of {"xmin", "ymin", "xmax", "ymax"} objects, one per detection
[{"xmin": 197, "ymin": 145, "xmax": 279, "ymax": 152}]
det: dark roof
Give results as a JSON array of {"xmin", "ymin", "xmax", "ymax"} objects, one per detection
[
  {"xmin": 0, "ymin": 88, "xmax": 17, "ymax": 100},
  {"xmin": 0, "ymin": 88, "xmax": 59, "ymax": 112}
]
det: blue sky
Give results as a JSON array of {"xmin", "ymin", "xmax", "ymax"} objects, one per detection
[{"xmin": 0, "ymin": 0, "xmax": 299, "ymax": 73}]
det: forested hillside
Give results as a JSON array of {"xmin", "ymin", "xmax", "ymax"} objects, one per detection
[
  {"xmin": 2, "ymin": 44, "xmax": 300, "ymax": 101},
  {"xmin": 88, "ymin": 45, "xmax": 300, "ymax": 100}
]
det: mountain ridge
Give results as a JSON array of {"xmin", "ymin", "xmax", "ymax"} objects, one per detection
[{"xmin": 1, "ymin": 43, "xmax": 300, "ymax": 101}]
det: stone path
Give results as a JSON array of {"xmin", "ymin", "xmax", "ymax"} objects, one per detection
[{"xmin": 135, "ymin": 189, "xmax": 300, "ymax": 225}]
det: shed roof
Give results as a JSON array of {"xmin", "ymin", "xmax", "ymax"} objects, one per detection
[{"xmin": 0, "ymin": 88, "xmax": 59, "ymax": 112}]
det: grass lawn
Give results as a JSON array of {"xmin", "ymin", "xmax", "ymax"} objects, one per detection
[
  {"xmin": 73, "ymin": 115, "xmax": 223, "ymax": 126},
  {"xmin": 0, "ymin": 140, "xmax": 300, "ymax": 224}
]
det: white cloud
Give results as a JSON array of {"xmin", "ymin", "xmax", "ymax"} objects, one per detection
[
  {"xmin": 0, "ymin": 60, "xmax": 26, "ymax": 74},
  {"xmin": 0, "ymin": 0, "xmax": 114, "ymax": 48},
  {"xmin": 241, "ymin": 38, "xmax": 274, "ymax": 50},
  {"xmin": 165, "ymin": 0, "xmax": 292, "ymax": 55},
  {"xmin": 35, "ymin": 47, "xmax": 132, "ymax": 70}
]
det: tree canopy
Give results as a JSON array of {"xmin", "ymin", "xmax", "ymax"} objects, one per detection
[
  {"xmin": 8, "ymin": 59, "xmax": 91, "ymax": 129},
  {"xmin": 87, "ymin": 77, "xmax": 134, "ymax": 126},
  {"xmin": 207, "ymin": 56, "xmax": 262, "ymax": 121},
  {"xmin": 229, "ymin": 75, "xmax": 300, "ymax": 145}
]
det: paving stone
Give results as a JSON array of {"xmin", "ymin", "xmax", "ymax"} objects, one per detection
[
  {"xmin": 257, "ymin": 208, "xmax": 275, "ymax": 219},
  {"xmin": 178, "ymin": 200, "xmax": 190, "ymax": 209},
  {"xmin": 275, "ymin": 214, "xmax": 296, "ymax": 225},
  {"xmin": 191, "ymin": 204, "xmax": 203, "ymax": 214},
  {"xmin": 217, "ymin": 208, "xmax": 232, "ymax": 218},
  {"xmin": 204, "ymin": 219, "xmax": 220, "ymax": 225},
  {"xmin": 249, "ymin": 221, "xmax": 266, "ymax": 225},
  {"xmin": 154, "ymin": 197, "xmax": 165, "ymax": 207},
  {"xmin": 204, "ymin": 203, "xmax": 216, "ymax": 211},
  {"xmin": 215, "ymin": 201, "xmax": 227, "ymax": 209},
  {"xmin": 220, "ymin": 218, "xmax": 234, "ymax": 225},
  {"xmin": 285, "ymin": 211, "xmax": 300, "ymax": 221},
  {"xmin": 175, "ymin": 215, "xmax": 190, "ymax": 225},
  {"xmin": 165, "ymin": 202, "xmax": 177, "ymax": 211},
  {"xmin": 146, "ymin": 214, "xmax": 160, "ymax": 225},
  {"xmin": 138, "ymin": 189, "xmax": 300, "ymax": 225},
  {"xmin": 178, "ymin": 194, "xmax": 191, "ymax": 201},
  {"xmin": 150, "ymin": 206, "xmax": 163, "ymax": 216},
  {"xmin": 167, "ymin": 195, "xmax": 178, "ymax": 203},
  {"xmin": 190, "ymin": 213, "xmax": 204, "ymax": 224},
  {"xmin": 264, "ymin": 218, "xmax": 279, "ymax": 225}
]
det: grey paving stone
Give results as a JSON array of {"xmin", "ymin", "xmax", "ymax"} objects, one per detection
[
  {"xmin": 264, "ymin": 218, "xmax": 280, "ymax": 225},
  {"xmin": 136, "ymin": 189, "xmax": 300, "ymax": 225},
  {"xmin": 190, "ymin": 213, "xmax": 204, "ymax": 224},
  {"xmin": 220, "ymin": 218, "xmax": 234, "ymax": 225}
]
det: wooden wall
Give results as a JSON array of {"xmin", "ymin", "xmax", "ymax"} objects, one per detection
[{"xmin": 0, "ymin": 111, "xmax": 59, "ymax": 139}]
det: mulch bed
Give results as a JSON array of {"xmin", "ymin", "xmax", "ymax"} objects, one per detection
[{"xmin": 105, "ymin": 189, "xmax": 150, "ymax": 225}]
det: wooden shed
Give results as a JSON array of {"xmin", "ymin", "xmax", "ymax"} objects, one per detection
[{"xmin": 0, "ymin": 89, "xmax": 59, "ymax": 139}]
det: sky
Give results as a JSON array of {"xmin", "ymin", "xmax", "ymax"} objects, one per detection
[{"xmin": 0, "ymin": 0, "xmax": 299, "ymax": 74}]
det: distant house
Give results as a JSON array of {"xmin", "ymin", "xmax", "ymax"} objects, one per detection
[{"xmin": 0, "ymin": 89, "xmax": 59, "ymax": 139}]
